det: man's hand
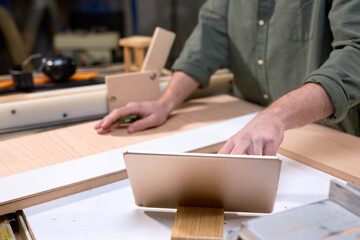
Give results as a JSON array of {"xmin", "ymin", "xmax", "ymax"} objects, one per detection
[
  {"xmin": 218, "ymin": 113, "xmax": 285, "ymax": 156},
  {"xmin": 218, "ymin": 83, "xmax": 334, "ymax": 156},
  {"xmin": 94, "ymin": 100, "xmax": 168, "ymax": 134},
  {"xmin": 95, "ymin": 71, "xmax": 200, "ymax": 134}
]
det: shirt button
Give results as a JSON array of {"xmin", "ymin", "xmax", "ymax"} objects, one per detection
[
  {"xmin": 257, "ymin": 59, "xmax": 264, "ymax": 66},
  {"xmin": 263, "ymin": 93, "xmax": 269, "ymax": 100},
  {"xmin": 258, "ymin": 20, "xmax": 265, "ymax": 26}
]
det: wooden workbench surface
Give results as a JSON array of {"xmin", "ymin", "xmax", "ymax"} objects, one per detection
[
  {"xmin": 1, "ymin": 94, "xmax": 360, "ymax": 185},
  {"xmin": 0, "ymin": 94, "xmax": 261, "ymax": 178}
]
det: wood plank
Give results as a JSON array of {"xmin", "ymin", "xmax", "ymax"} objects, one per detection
[
  {"xmin": 171, "ymin": 207, "xmax": 224, "ymax": 240},
  {"xmin": 279, "ymin": 124, "xmax": 360, "ymax": 185},
  {"xmin": 141, "ymin": 27, "xmax": 176, "ymax": 73},
  {"xmin": 105, "ymin": 71, "xmax": 160, "ymax": 111},
  {"xmin": 0, "ymin": 95, "xmax": 261, "ymax": 178}
]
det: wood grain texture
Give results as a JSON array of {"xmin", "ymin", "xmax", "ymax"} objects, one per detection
[
  {"xmin": 279, "ymin": 124, "xmax": 360, "ymax": 185},
  {"xmin": 105, "ymin": 71, "xmax": 160, "ymax": 111},
  {"xmin": 0, "ymin": 95, "xmax": 260, "ymax": 178},
  {"xmin": 141, "ymin": 27, "xmax": 175, "ymax": 73},
  {"xmin": 171, "ymin": 207, "xmax": 224, "ymax": 240},
  {"xmin": 2, "ymin": 93, "xmax": 360, "ymax": 196}
]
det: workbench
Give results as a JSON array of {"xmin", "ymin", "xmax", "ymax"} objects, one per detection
[{"xmin": 1, "ymin": 94, "xmax": 360, "ymax": 239}]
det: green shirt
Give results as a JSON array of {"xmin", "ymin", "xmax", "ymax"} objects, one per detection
[{"xmin": 172, "ymin": 0, "xmax": 360, "ymax": 136}]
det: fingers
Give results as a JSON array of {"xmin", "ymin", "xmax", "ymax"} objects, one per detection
[
  {"xmin": 262, "ymin": 141, "xmax": 278, "ymax": 156},
  {"xmin": 217, "ymin": 141, "xmax": 234, "ymax": 154},
  {"xmin": 217, "ymin": 136, "xmax": 278, "ymax": 156},
  {"xmin": 231, "ymin": 139, "xmax": 262, "ymax": 155},
  {"xmin": 128, "ymin": 114, "xmax": 160, "ymax": 133},
  {"xmin": 218, "ymin": 139, "xmax": 262, "ymax": 155},
  {"xmin": 95, "ymin": 105, "xmax": 138, "ymax": 134}
]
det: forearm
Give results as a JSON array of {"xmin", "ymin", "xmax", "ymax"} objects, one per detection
[
  {"xmin": 218, "ymin": 83, "xmax": 335, "ymax": 155},
  {"xmin": 157, "ymin": 71, "xmax": 200, "ymax": 115},
  {"xmin": 262, "ymin": 83, "xmax": 334, "ymax": 130}
]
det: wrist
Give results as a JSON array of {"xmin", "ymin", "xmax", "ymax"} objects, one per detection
[
  {"xmin": 156, "ymin": 95, "xmax": 175, "ymax": 116},
  {"xmin": 259, "ymin": 107, "xmax": 287, "ymax": 132}
]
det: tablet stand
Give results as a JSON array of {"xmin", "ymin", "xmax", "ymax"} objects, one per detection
[{"xmin": 171, "ymin": 206, "xmax": 224, "ymax": 240}]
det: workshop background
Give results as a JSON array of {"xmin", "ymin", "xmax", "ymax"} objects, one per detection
[{"xmin": 0, "ymin": 0, "xmax": 206, "ymax": 75}]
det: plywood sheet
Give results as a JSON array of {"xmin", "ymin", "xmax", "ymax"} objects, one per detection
[
  {"xmin": 0, "ymin": 94, "xmax": 261, "ymax": 178},
  {"xmin": 279, "ymin": 124, "xmax": 360, "ymax": 185}
]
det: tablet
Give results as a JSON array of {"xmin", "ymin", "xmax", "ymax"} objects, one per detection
[{"xmin": 123, "ymin": 151, "xmax": 281, "ymax": 213}]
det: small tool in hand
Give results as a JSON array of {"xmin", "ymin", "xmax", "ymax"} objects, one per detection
[{"xmin": 115, "ymin": 115, "xmax": 138, "ymax": 123}]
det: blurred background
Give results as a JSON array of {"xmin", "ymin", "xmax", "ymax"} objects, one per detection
[{"xmin": 0, "ymin": 0, "xmax": 206, "ymax": 74}]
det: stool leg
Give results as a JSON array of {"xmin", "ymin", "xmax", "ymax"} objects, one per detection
[
  {"xmin": 134, "ymin": 47, "xmax": 145, "ymax": 71},
  {"xmin": 123, "ymin": 47, "xmax": 132, "ymax": 72}
]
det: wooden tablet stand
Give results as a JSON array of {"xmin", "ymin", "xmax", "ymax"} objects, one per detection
[{"xmin": 171, "ymin": 207, "xmax": 224, "ymax": 240}]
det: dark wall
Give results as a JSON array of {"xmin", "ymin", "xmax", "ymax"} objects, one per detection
[{"xmin": 0, "ymin": 0, "xmax": 206, "ymax": 71}]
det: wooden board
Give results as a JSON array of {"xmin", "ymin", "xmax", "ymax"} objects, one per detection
[
  {"xmin": 279, "ymin": 124, "xmax": 360, "ymax": 185},
  {"xmin": 105, "ymin": 27, "xmax": 175, "ymax": 112},
  {"xmin": 0, "ymin": 94, "xmax": 261, "ymax": 178},
  {"xmin": 141, "ymin": 27, "xmax": 176, "ymax": 73},
  {"xmin": 105, "ymin": 71, "xmax": 160, "ymax": 111}
]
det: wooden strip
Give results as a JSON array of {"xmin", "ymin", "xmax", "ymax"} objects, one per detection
[
  {"xmin": 171, "ymin": 207, "xmax": 224, "ymax": 240},
  {"xmin": 141, "ymin": 27, "xmax": 176, "ymax": 73},
  {"xmin": 0, "ymin": 170, "xmax": 127, "ymax": 216},
  {"xmin": 188, "ymin": 142, "xmax": 225, "ymax": 154}
]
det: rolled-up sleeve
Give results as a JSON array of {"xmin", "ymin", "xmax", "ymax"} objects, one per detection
[
  {"xmin": 171, "ymin": 0, "xmax": 229, "ymax": 88},
  {"xmin": 304, "ymin": 0, "xmax": 360, "ymax": 123}
]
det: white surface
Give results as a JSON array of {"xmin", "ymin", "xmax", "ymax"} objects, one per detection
[
  {"xmin": 0, "ymin": 113, "xmax": 258, "ymax": 204},
  {"xmin": 24, "ymin": 155, "xmax": 343, "ymax": 240}
]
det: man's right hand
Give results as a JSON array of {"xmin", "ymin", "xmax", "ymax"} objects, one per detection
[
  {"xmin": 94, "ymin": 100, "xmax": 169, "ymax": 134},
  {"xmin": 94, "ymin": 71, "xmax": 200, "ymax": 134}
]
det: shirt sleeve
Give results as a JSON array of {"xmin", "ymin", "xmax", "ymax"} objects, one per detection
[
  {"xmin": 304, "ymin": 0, "xmax": 360, "ymax": 123},
  {"xmin": 171, "ymin": 0, "xmax": 229, "ymax": 88}
]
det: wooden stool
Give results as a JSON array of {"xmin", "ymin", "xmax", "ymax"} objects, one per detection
[{"xmin": 119, "ymin": 36, "xmax": 152, "ymax": 72}]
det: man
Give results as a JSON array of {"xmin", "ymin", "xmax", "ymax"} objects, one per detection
[{"xmin": 95, "ymin": 0, "xmax": 360, "ymax": 156}]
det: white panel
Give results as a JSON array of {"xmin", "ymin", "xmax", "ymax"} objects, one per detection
[{"xmin": 23, "ymin": 155, "xmax": 344, "ymax": 240}]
